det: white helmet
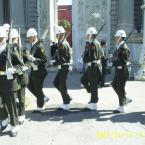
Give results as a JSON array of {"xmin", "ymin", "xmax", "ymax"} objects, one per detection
[
  {"xmin": 86, "ymin": 27, "xmax": 97, "ymax": 35},
  {"xmin": 115, "ymin": 30, "xmax": 126, "ymax": 37},
  {"xmin": 0, "ymin": 26, "xmax": 7, "ymax": 37},
  {"xmin": 3, "ymin": 23, "xmax": 10, "ymax": 31},
  {"xmin": 11, "ymin": 29, "xmax": 19, "ymax": 38},
  {"xmin": 55, "ymin": 26, "xmax": 65, "ymax": 34},
  {"xmin": 27, "ymin": 28, "xmax": 37, "ymax": 37}
]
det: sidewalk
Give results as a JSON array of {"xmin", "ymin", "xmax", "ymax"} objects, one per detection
[{"xmin": 0, "ymin": 71, "xmax": 145, "ymax": 145}]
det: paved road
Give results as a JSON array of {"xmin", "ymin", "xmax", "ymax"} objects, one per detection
[{"xmin": 0, "ymin": 71, "xmax": 145, "ymax": 145}]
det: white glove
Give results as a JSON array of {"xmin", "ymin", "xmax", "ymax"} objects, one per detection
[
  {"xmin": 107, "ymin": 62, "xmax": 113, "ymax": 67},
  {"xmin": 97, "ymin": 60, "xmax": 101, "ymax": 64},
  {"xmin": 49, "ymin": 60, "xmax": 56, "ymax": 65},
  {"xmin": 6, "ymin": 68, "xmax": 16, "ymax": 80},
  {"xmin": 29, "ymin": 55, "xmax": 36, "ymax": 62},
  {"xmin": 70, "ymin": 59, "xmax": 73, "ymax": 64},
  {"xmin": 78, "ymin": 57, "xmax": 83, "ymax": 63},
  {"xmin": 22, "ymin": 66, "xmax": 29, "ymax": 72},
  {"xmin": 126, "ymin": 61, "xmax": 131, "ymax": 66}
]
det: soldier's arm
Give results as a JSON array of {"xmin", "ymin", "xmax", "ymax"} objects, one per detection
[
  {"xmin": 94, "ymin": 42, "xmax": 101, "ymax": 61},
  {"xmin": 117, "ymin": 47, "xmax": 129, "ymax": 66},
  {"xmin": 34, "ymin": 44, "xmax": 47, "ymax": 65}
]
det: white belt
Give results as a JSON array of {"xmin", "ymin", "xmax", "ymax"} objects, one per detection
[
  {"xmin": 117, "ymin": 66, "xmax": 122, "ymax": 69},
  {"xmin": 63, "ymin": 63, "xmax": 69, "ymax": 65},
  {"xmin": 87, "ymin": 62, "xmax": 92, "ymax": 66},
  {"xmin": 58, "ymin": 65, "xmax": 61, "ymax": 69},
  {"xmin": 58, "ymin": 63, "xmax": 69, "ymax": 69}
]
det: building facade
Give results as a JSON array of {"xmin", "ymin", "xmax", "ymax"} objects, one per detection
[
  {"xmin": 0, "ymin": 0, "xmax": 144, "ymax": 77},
  {"xmin": 58, "ymin": 5, "xmax": 72, "ymax": 47},
  {"xmin": 72, "ymin": 0, "xmax": 144, "ymax": 78},
  {"xmin": 0, "ymin": 0, "xmax": 57, "ymax": 58}
]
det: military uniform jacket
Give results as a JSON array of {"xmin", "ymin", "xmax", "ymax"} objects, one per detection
[
  {"xmin": 30, "ymin": 42, "xmax": 47, "ymax": 70},
  {"xmin": 53, "ymin": 40, "xmax": 70, "ymax": 66},
  {"xmin": 113, "ymin": 42, "xmax": 130, "ymax": 78},
  {"xmin": 12, "ymin": 43, "xmax": 28, "ymax": 86},
  {"xmin": 0, "ymin": 46, "xmax": 20, "ymax": 92},
  {"xmin": 83, "ymin": 39, "xmax": 102, "ymax": 64}
]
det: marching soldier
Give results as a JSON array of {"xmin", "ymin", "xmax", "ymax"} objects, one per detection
[
  {"xmin": 11, "ymin": 28, "xmax": 29, "ymax": 124},
  {"xmin": 49, "ymin": 26, "xmax": 72, "ymax": 111},
  {"xmin": 27, "ymin": 28, "xmax": 49, "ymax": 113},
  {"xmin": 80, "ymin": 27, "xmax": 102, "ymax": 111},
  {"xmin": 0, "ymin": 26, "xmax": 20, "ymax": 137},
  {"xmin": 100, "ymin": 40, "xmax": 107, "ymax": 87},
  {"xmin": 112, "ymin": 30, "xmax": 132, "ymax": 113}
]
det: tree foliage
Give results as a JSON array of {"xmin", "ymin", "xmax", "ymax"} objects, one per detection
[{"xmin": 58, "ymin": 19, "xmax": 71, "ymax": 32}]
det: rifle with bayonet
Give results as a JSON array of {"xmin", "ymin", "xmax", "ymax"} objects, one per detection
[
  {"xmin": 6, "ymin": 20, "xmax": 13, "ymax": 69},
  {"xmin": 30, "ymin": 26, "xmax": 49, "ymax": 56},
  {"xmin": 5, "ymin": 20, "xmax": 18, "ymax": 80},
  {"xmin": 112, "ymin": 29, "xmax": 134, "ymax": 65},
  {"xmin": 96, "ymin": 23, "xmax": 105, "ymax": 37},
  {"xmin": 48, "ymin": 25, "xmax": 72, "ymax": 66}
]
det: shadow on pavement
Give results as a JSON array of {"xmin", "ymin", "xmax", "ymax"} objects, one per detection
[
  {"xmin": 25, "ymin": 107, "xmax": 145, "ymax": 126},
  {"xmin": 97, "ymin": 111, "xmax": 145, "ymax": 125},
  {"xmin": 25, "ymin": 108, "xmax": 114, "ymax": 123}
]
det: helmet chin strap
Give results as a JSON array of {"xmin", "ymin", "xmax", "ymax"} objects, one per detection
[
  {"xmin": 87, "ymin": 34, "xmax": 92, "ymax": 43},
  {"xmin": 116, "ymin": 36, "xmax": 122, "ymax": 45},
  {"xmin": 32, "ymin": 36, "xmax": 38, "ymax": 46}
]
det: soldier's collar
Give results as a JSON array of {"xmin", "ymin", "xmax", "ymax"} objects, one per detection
[
  {"xmin": 116, "ymin": 41, "xmax": 125, "ymax": 49},
  {"xmin": 32, "ymin": 39, "xmax": 38, "ymax": 46}
]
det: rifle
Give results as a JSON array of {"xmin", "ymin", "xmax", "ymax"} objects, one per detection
[
  {"xmin": 6, "ymin": 20, "xmax": 13, "ymax": 70},
  {"xmin": 58, "ymin": 24, "xmax": 72, "ymax": 45},
  {"xmin": 113, "ymin": 29, "xmax": 134, "ymax": 62},
  {"xmin": 96, "ymin": 23, "xmax": 105, "ymax": 37},
  {"xmin": 124, "ymin": 29, "xmax": 134, "ymax": 44},
  {"xmin": 30, "ymin": 26, "xmax": 49, "ymax": 56},
  {"xmin": 18, "ymin": 27, "xmax": 25, "ymax": 66},
  {"xmin": 50, "ymin": 26, "xmax": 72, "ymax": 65}
]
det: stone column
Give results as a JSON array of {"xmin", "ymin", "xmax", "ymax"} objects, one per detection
[
  {"xmin": 10, "ymin": 0, "xmax": 25, "ymax": 28},
  {"xmin": 72, "ymin": 0, "xmax": 80, "ymax": 70},
  {"xmin": 72, "ymin": 0, "xmax": 109, "ymax": 70},
  {"xmin": 117, "ymin": 0, "xmax": 134, "ymax": 32},
  {"xmin": 141, "ymin": 1, "xmax": 145, "ymax": 66},
  {"xmin": 38, "ymin": 0, "xmax": 57, "ymax": 58}
]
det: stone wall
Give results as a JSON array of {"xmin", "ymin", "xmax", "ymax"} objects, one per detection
[{"xmin": 72, "ymin": 0, "xmax": 110, "ymax": 71}]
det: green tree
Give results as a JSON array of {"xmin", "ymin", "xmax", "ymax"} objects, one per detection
[{"xmin": 58, "ymin": 19, "xmax": 71, "ymax": 32}]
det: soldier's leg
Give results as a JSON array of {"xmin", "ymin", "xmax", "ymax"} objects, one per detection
[
  {"xmin": 33, "ymin": 71, "xmax": 47, "ymax": 108},
  {"xmin": 4, "ymin": 91, "xmax": 19, "ymax": 127},
  {"xmin": 1, "ymin": 91, "xmax": 19, "ymax": 136},
  {"xmin": 17, "ymin": 86, "xmax": 25, "ymax": 116},
  {"xmin": 116, "ymin": 79, "xmax": 127, "ymax": 106},
  {"xmin": 112, "ymin": 76, "xmax": 119, "ymax": 95},
  {"xmin": 89, "ymin": 67, "xmax": 98, "ymax": 103},
  {"xmin": 0, "ymin": 94, "xmax": 6, "ymax": 121},
  {"xmin": 53, "ymin": 72, "xmax": 60, "ymax": 91},
  {"xmin": 17, "ymin": 86, "xmax": 26, "ymax": 123},
  {"xmin": 100, "ymin": 67, "xmax": 106, "ymax": 86},
  {"xmin": 28, "ymin": 74, "xmax": 35, "ymax": 96},
  {"xmin": 0, "ymin": 94, "xmax": 9, "ymax": 127},
  {"xmin": 58, "ymin": 69, "xmax": 71, "ymax": 104},
  {"xmin": 80, "ymin": 68, "xmax": 91, "ymax": 93}
]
